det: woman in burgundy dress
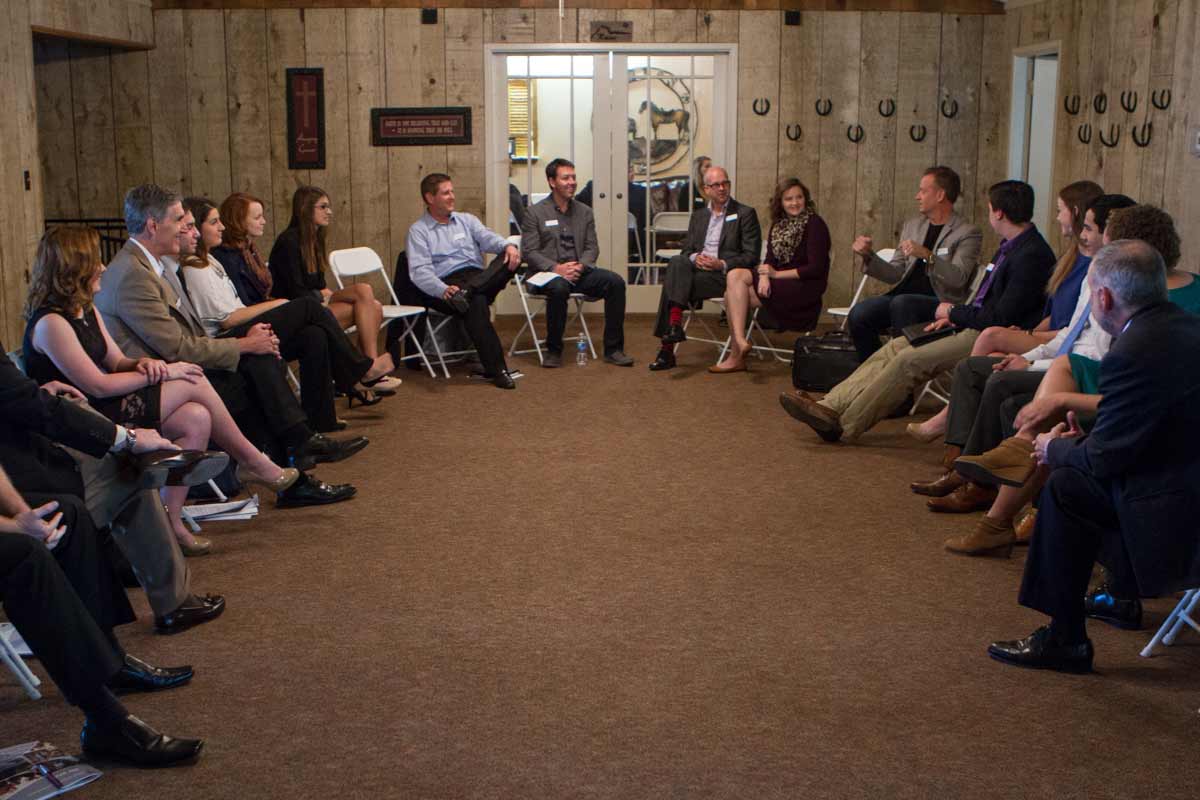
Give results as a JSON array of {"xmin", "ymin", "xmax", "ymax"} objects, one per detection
[{"xmin": 711, "ymin": 177, "xmax": 831, "ymax": 373}]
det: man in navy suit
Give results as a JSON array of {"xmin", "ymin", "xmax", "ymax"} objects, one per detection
[{"xmin": 989, "ymin": 239, "xmax": 1200, "ymax": 672}]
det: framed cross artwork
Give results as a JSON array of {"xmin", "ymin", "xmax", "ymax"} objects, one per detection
[{"xmin": 286, "ymin": 68, "xmax": 325, "ymax": 169}]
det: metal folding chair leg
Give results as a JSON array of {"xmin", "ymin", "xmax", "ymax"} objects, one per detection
[
  {"xmin": 0, "ymin": 624, "xmax": 41, "ymax": 700},
  {"xmin": 1140, "ymin": 588, "xmax": 1200, "ymax": 657}
]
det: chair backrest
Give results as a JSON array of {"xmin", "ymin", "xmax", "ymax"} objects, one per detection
[
  {"xmin": 329, "ymin": 247, "xmax": 399, "ymax": 305},
  {"xmin": 651, "ymin": 211, "xmax": 691, "ymax": 233},
  {"xmin": 627, "ymin": 212, "xmax": 637, "ymax": 229}
]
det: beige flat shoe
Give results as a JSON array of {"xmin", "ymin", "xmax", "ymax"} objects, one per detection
[
  {"xmin": 905, "ymin": 422, "xmax": 941, "ymax": 444},
  {"xmin": 235, "ymin": 465, "xmax": 300, "ymax": 493},
  {"xmin": 178, "ymin": 536, "xmax": 212, "ymax": 557},
  {"xmin": 708, "ymin": 361, "xmax": 748, "ymax": 374}
]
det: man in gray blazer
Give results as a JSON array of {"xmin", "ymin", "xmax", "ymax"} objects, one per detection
[
  {"xmin": 848, "ymin": 166, "xmax": 983, "ymax": 361},
  {"xmin": 520, "ymin": 158, "xmax": 633, "ymax": 367},
  {"xmin": 649, "ymin": 165, "xmax": 762, "ymax": 371}
]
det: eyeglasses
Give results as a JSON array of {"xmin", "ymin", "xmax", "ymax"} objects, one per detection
[
  {"xmin": 704, "ymin": 180, "xmax": 731, "ymax": 189},
  {"xmin": 316, "ymin": 203, "xmax": 332, "ymax": 211}
]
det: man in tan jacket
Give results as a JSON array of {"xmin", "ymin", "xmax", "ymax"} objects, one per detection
[{"xmin": 95, "ymin": 184, "xmax": 364, "ymax": 475}]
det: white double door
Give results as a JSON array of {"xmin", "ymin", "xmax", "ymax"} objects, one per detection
[{"xmin": 487, "ymin": 45, "xmax": 737, "ymax": 312}]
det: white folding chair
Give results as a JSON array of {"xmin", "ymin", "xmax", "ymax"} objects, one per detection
[
  {"xmin": 676, "ymin": 297, "xmax": 727, "ymax": 357},
  {"xmin": 649, "ymin": 211, "xmax": 691, "ymax": 285},
  {"xmin": 827, "ymin": 247, "xmax": 895, "ymax": 330},
  {"xmin": 0, "ymin": 622, "xmax": 41, "ymax": 700},
  {"xmin": 1140, "ymin": 588, "xmax": 1200, "ymax": 658},
  {"xmin": 628, "ymin": 212, "xmax": 644, "ymax": 264},
  {"xmin": 508, "ymin": 272, "xmax": 598, "ymax": 365},
  {"xmin": 329, "ymin": 247, "xmax": 436, "ymax": 378}
]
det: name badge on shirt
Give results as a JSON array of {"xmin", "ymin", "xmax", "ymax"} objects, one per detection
[
  {"xmin": 936, "ymin": 247, "xmax": 950, "ymax": 256},
  {"xmin": 724, "ymin": 214, "xmax": 738, "ymax": 223},
  {"xmin": 544, "ymin": 219, "xmax": 559, "ymax": 228},
  {"xmin": 453, "ymin": 232, "xmax": 466, "ymax": 241}
]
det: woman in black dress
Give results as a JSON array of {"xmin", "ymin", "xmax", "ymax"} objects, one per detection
[
  {"xmin": 24, "ymin": 227, "xmax": 299, "ymax": 556},
  {"xmin": 711, "ymin": 177, "xmax": 830, "ymax": 373},
  {"xmin": 268, "ymin": 186, "xmax": 394, "ymax": 382}
]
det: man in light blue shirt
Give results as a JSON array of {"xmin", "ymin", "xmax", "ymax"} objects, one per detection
[{"xmin": 403, "ymin": 173, "xmax": 521, "ymax": 389}]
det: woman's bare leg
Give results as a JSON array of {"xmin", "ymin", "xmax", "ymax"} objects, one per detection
[
  {"xmin": 329, "ymin": 283, "xmax": 384, "ymax": 358},
  {"xmin": 1014, "ymin": 354, "xmax": 1080, "ymax": 440},
  {"xmin": 158, "ymin": 400, "xmax": 211, "ymax": 547},
  {"xmin": 159, "ymin": 377, "xmax": 284, "ymax": 481},
  {"xmin": 970, "ymin": 326, "xmax": 1047, "ymax": 357},
  {"xmin": 715, "ymin": 270, "xmax": 754, "ymax": 369}
]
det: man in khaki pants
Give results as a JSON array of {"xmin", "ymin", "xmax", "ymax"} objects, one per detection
[{"xmin": 781, "ymin": 181, "xmax": 1057, "ymax": 443}]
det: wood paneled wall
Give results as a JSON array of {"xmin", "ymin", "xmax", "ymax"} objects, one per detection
[{"xmin": 34, "ymin": 6, "xmax": 1024, "ymax": 309}]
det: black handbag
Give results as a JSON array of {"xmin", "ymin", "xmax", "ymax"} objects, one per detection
[{"xmin": 791, "ymin": 330, "xmax": 859, "ymax": 392}]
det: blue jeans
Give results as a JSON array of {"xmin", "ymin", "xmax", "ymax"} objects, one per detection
[{"xmin": 846, "ymin": 293, "xmax": 940, "ymax": 362}]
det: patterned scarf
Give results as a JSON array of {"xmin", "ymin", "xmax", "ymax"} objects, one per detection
[
  {"xmin": 240, "ymin": 241, "xmax": 273, "ymax": 298},
  {"xmin": 769, "ymin": 208, "xmax": 813, "ymax": 264}
]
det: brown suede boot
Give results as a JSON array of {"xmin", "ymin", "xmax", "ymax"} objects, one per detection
[
  {"xmin": 944, "ymin": 516, "xmax": 1016, "ymax": 557},
  {"xmin": 953, "ymin": 437, "xmax": 1035, "ymax": 487}
]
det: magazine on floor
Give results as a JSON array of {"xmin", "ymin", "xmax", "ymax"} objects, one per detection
[{"xmin": 0, "ymin": 742, "xmax": 101, "ymax": 800}]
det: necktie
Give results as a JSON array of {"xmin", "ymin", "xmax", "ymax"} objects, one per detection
[
  {"xmin": 1055, "ymin": 300, "xmax": 1091, "ymax": 357},
  {"xmin": 162, "ymin": 264, "xmax": 202, "ymax": 327}
]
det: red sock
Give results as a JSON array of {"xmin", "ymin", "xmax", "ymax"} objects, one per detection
[{"xmin": 668, "ymin": 305, "xmax": 683, "ymax": 327}]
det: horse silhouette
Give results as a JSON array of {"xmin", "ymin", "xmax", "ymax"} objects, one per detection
[{"xmin": 638, "ymin": 100, "xmax": 690, "ymax": 139}]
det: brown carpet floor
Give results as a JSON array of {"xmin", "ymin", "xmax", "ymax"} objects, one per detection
[{"xmin": 3, "ymin": 316, "xmax": 1199, "ymax": 799}]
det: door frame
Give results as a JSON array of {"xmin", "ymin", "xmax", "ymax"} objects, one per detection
[{"xmin": 484, "ymin": 43, "xmax": 739, "ymax": 285}]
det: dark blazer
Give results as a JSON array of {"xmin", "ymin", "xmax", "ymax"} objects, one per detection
[
  {"xmin": 1047, "ymin": 302, "xmax": 1200, "ymax": 595},
  {"xmin": 678, "ymin": 198, "xmax": 762, "ymax": 271},
  {"xmin": 948, "ymin": 226, "xmax": 1056, "ymax": 331},
  {"xmin": 0, "ymin": 348, "xmax": 115, "ymax": 497},
  {"xmin": 212, "ymin": 244, "xmax": 270, "ymax": 306},
  {"xmin": 520, "ymin": 197, "xmax": 600, "ymax": 272},
  {"xmin": 268, "ymin": 227, "xmax": 326, "ymax": 301}
]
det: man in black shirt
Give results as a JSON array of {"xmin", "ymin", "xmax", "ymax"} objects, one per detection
[{"xmin": 847, "ymin": 166, "xmax": 983, "ymax": 361}]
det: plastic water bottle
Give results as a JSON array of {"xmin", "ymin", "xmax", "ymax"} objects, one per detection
[{"xmin": 576, "ymin": 339, "xmax": 588, "ymax": 367}]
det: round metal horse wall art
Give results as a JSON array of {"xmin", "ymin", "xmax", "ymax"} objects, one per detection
[{"xmin": 627, "ymin": 66, "xmax": 695, "ymax": 176}]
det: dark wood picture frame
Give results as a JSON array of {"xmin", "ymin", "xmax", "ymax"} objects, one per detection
[
  {"xmin": 370, "ymin": 107, "xmax": 473, "ymax": 147},
  {"xmin": 286, "ymin": 67, "xmax": 325, "ymax": 169}
]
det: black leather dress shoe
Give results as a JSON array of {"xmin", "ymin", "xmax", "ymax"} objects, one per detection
[
  {"xmin": 493, "ymin": 370, "xmax": 517, "ymax": 390},
  {"xmin": 292, "ymin": 433, "xmax": 369, "ymax": 465},
  {"xmin": 662, "ymin": 323, "xmax": 687, "ymax": 345},
  {"xmin": 109, "ymin": 654, "xmax": 194, "ymax": 694},
  {"xmin": 275, "ymin": 472, "xmax": 357, "ymax": 508},
  {"xmin": 81, "ymin": 715, "xmax": 203, "ymax": 767},
  {"xmin": 987, "ymin": 625, "xmax": 1094, "ymax": 673},
  {"xmin": 136, "ymin": 450, "xmax": 229, "ymax": 489},
  {"xmin": 648, "ymin": 351, "xmax": 676, "ymax": 371},
  {"xmin": 1084, "ymin": 585, "xmax": 1144, "ymax": 630},
  {"xmin": 447, "ymin": 288, "xmax": 471, "ymax": 313},
  {"xmin": 154, "ymin": 594, "xmax": 226, "ymax": 636}
]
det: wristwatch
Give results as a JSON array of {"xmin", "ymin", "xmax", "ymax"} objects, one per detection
[{"xmin": 122, "ymin": 427, "xmax": 138, "ymax": 454}]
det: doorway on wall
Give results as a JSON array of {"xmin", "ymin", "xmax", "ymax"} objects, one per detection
[
  {"xmin": 486, "ymin": 44, "xmax": 737, "ymax": 313},
  {"xmin": 1008, "ymin": 46, "xmax": 1059, "ymax": 233}
]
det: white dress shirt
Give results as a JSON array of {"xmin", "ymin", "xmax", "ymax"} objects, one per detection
[{"xmin": 1021, "ymin": 285, "xmax": 1112, "ymax": 370}]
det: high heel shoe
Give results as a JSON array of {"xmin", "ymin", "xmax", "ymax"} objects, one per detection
[
  {"xmin": 178, "ymin": 535, "xmax": 212, "ymax": 557},
  {"xmin": 235, "ymin": 465, "xmax": 300, "ymax": 493},
  {"xmin": 905, "ymin": 422, "xmax": 942, "ymax": 444},
  {"xmin": 347, "ymin": 387, "xmax": 384, "ymax": 408},
  {"xmin": 362, "ymin": 375, "xmax": 401, "ymax": 395}
]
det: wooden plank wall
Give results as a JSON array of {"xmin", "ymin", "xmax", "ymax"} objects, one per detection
[{"xmin": 29, "ymin": 2, "xmax": 1200, "ymax": 313}]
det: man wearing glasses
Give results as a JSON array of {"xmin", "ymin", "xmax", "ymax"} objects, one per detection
[{"xmin": 649, "ymin": 166, "xmax": 761, "ymax": 371}]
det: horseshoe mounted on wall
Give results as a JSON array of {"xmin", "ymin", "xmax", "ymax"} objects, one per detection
[
  {"xmin": 815, "ymin": 98, "xmax": 833, "ymax": 117},
  {"xmin": 1152, "ymin": 88, "xmax": 1172, "ymax": 110},
  {"xmin": 878, "ymin": 98, "xmax": 895, "ymax": 118},
  {"xmin": 1077, "ymin": 124, "xmax": 1092, "ymax": 144},
  {"xmin": 1098, "ymin": 124, "xmax": 1120, "ymax": 148},
  {"xmin": 1093, "ymin": 93, "xmax": 1107, "ymax": 114},
  {"xmin": 909, "ymin": 124, "xmax": 927, "ymax": 142},
  {"xmin": 1131, "ymin": 122, "xmax": 1152, "ymax": 148},
  {"xmin": 1120, "ymin": 90, "xmax": 1138, "ymax": 113},
  {"xmin": 1063, "ymin": 94, "xmax": 1081, "ymax": 115},
  {"xmin": 846, "ymin": 124, "xmax": 865, "ymax": 144},
  {"xmin": 940, "ymin": 98, "xmax": 958, "ymax": 119},
  {"xmin": 752, "ymin": 98, "xmax": 771, "ymax": 116},
  {"xmin": 785, "ymin": 124, "xmax": 802, "ymax": 142}
]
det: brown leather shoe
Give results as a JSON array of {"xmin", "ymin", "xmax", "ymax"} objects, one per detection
[
  {"xmin": 927, "ymin": 481, "xmax": 998, "ymax": 513},
  {"xmin": 953, "ymin": 437, "xmax": 1036, "ymax": 487},
  {"xmin": 911, "ymin": 470, "xmax": 965, "ymax": 497},
  {"xmin": 1014, "ymin": 507, "xmax": 1036, "ymax": 544},
  {"xmin": 944, "ymin": 516, "xmax": 1016, "ymax": 557},
  {"xmin": 779, "ymin": 391, "xmax": 842, "ymax": 442}
]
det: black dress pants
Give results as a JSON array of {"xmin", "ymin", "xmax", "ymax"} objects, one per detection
[
  {"xmin": 534, "ymin": 267, "xmax": 626, "ymax": 355},
  {"xmin": 945, "ymin": 357, "xmax": 1045, "ymax": 454},
  {"xmin": 0, "ymin": 528, "xmax": 127, "ymax": 706},
  {"xmin": 1018, "ymin": 466, "xmax": 1135, "ymax": 631},
  {"xmin": 846, "ymin": 293, "xmax": 941, "ymax": 362},
  {"xmin": 652, "ymin": 255, "xmax": 727, "ymax": 338},
  {"xmin": 229, "ymin": 296, "xmax": 372, "ymax": 433},
  {"xmin": 409, "ymin": 256, "xmax": 514, "ymax": 378}
]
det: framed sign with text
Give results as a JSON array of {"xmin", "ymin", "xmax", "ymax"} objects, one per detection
[
  {"xmin": 370, "ymin": 107, "xmax": 473, "ymax": 146},
  {"xmin": 286, "ymin": 68, "xmax": 325, "ymax": 169}
]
